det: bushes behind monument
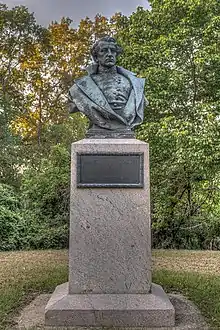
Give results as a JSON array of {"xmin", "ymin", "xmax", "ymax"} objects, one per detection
[
  {"xmin": 1, "ymin": 142, "xmax": 220, "ymax": 251},
  {"xmin": 1, "ymin": 0, "xmax": 220, "ymax": 251},
  {"xmin": 0, "ymin": 145, "xmax": 70, "ymax": 251},
  {"xmin": 0, "ymin": 184, "xmax": 27, "ymax": 250}
]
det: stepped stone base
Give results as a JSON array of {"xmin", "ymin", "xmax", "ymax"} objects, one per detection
[{"xmin": 45, "ymin": 282, "xmax": 175, "ymax": 327}]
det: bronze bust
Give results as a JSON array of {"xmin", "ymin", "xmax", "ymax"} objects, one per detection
[{"xmin": 68, "ymin": 36, "xmax": 148, "ymax": 138}]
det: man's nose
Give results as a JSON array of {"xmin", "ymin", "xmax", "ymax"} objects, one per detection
[{"xmin": 107, "ymin": 48, "xmax": 113, "ymax": 55}]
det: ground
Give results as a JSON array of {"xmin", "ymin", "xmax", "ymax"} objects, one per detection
[
  {"xmin": 1, "ymin": 249, "xmax": 220, "ymax": 329},
  {"xmin": 153, "ymin": 249, "xmax": 220, "ymax": 275}
]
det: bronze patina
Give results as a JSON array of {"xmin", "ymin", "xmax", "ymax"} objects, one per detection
[{"xmin": 68, "ymin": 36, "xmax": 148, "ymax": 138}]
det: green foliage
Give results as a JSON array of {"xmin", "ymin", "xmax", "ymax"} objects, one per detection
[
  {"xmin": 0, "ymin": 97, "xmax": 22, "ymax": 187},
  {"xmin": 138, "ymin": 114, "xmax": 220, "ymax": 249},
  {"xmin": 0, "ymin": 4, "xmax": 115, "ymax": 250},
  {"xmin": 153, "ymin": 269, "xmax": 220, "ymax": 328},
  {"xmin": 20, "ymin": 144, "xmax": 71, "ymax": 249},
  {"xmin": 1, "ymin": 2, "xmax": 220, "ymax": 250},
  {"xmin": 0, "ymin": 145, "xmax": 70, "ymax": 251},
  {"xmin": 0, "ymin": 4, "xmax": 49, "ymax": 185},
  {"xmin": 22, "ymin": 144, "xmax": 70, "ymax": 221},
  {"xmin": 115, "ymin": 0, "xmax": 220, "ymax": 249},
  {"xmin": 0, "ymin": 184, "xmax": 26, "ymax": 250},
  {"xmin": 0, "ymin": 3, "xmax": 49, "ymax": 113}
]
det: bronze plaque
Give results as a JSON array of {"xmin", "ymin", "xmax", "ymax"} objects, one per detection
[{"xmin": 77, "ymin": 153, "xmax": 144, "ymax": 188}]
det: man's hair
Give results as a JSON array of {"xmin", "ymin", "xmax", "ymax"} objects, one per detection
[{"xmin": 91, "ymin": 36, "xmax": 123, "ymax": 62}]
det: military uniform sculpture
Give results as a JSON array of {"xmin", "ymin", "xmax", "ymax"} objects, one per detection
[{"xmin": 68, "ymin": 36, "xmax": 148, "ymax": 138}]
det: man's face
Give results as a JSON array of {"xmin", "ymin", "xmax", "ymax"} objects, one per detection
[{"xmin": 96, "ymin": 41, "xmax": 117, "ymax": 68}]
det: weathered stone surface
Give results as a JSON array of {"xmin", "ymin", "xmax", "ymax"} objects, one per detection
[
  {"xmin": 44, "ymin": 138, "xmax": 176, "ymax": 328},
  {"xmin": 45, "ymin": 282, "xmax": 175, "ymax": 327},
  {"xmin": 69, "ymin": 139, "xmax": 151, "ymax": 294},
  {"xmin": 16, "ymin": 291, "xmax": 209, "ymax": 329}
]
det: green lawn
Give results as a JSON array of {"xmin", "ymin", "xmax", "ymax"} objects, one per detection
[{"xmin": 1, "ymin": 249, "xmax": 220, "ymax": 329}]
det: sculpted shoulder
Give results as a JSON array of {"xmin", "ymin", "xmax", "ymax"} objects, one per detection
[
  {"xmin": 70, "ymin": 75, "xmax": 88, "ymax": 90},
  {"xmin": 67, "ymin": 36, "xmax": 148, "ymax": 136},
  {"xmin": 117, "ymin": 66, "xmax": 145, "ymax": 87},
  {"xmin": 69, "ymin": 77, "xmax": 90, "ymax": 99}
]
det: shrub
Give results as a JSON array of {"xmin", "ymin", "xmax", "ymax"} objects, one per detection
[
  {"xmin": 0, "ymin": 184, "xmax": 26, "ymax": 250},
  {"xmin": 20, "ymin": 144, "xmax": 70, "ymax": 249}
]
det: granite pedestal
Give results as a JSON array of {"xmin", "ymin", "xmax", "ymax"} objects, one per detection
[{"xmin": 45, "ymin": 139, "xmax": 175, "ymax": 327}]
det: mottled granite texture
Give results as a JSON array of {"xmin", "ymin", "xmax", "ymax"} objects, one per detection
[
  {"xmin": 19, "ymin": 292, "xmax": 207, "ymax": 329},
  {"xmin": 69, "ymin": 139, "xmax": 151, "ymax": 294},
  {"xmin": 45, "ymin": 282, "xmax": 175, "ymax": 327},
  {"xmin": 45, "ymin": 138, "xmax": 175, "ymax": 327}
]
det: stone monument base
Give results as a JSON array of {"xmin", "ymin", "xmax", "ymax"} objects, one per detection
[{"xmin": 45, "ymin": 282, "xmax": 175, "ymax": 327}]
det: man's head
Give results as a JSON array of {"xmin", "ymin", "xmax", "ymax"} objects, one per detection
[{"xmin": 91, "ymin": 36, "xmax": 123, "ymax": 68}]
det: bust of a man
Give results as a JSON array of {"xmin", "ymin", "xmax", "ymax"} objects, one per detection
[{"xmin": 68, "ymin": 36, "xmax": 147, "ymax": 138}]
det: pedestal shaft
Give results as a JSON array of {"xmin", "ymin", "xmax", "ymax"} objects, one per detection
[{"xmin": 69, "ymin": 139, "xmax": 151, "ymax": 294}]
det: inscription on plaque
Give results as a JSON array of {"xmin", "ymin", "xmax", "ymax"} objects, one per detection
[{"xmin": 77, "ymin": 153, "xmax": 144, "ymax": 188}]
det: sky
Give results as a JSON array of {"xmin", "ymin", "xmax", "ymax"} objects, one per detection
[{"xmin": 4, "ymin": 0, "xmax": 150, "ymax": 27}]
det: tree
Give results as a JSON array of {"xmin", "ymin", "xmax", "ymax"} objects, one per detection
[
  {"xmin": 0, "ymin": 183, "xmax": 26, "ymax": 250},
  {"xmin": 0, "ymin": 4, "xmax": 50, "ymax": 180},
  {"xmin": 115, "ymin": 0, "xmax": 220, "ymax": 248},
  {"xmin": 1, "ymin": 5, "xmax": 123, "ymax": 169},
  {"xmin": 0, "ymin": 4, "xmax": 48, "ymax": 111},
  {"xmin": 20, "ymin": 144, "xmax": 71, "ymax": 249},
  {"xmin": 10, "ymin": 13, "xmax": 120, "ymax": 151},
  {"xmin": 0, "ymin": 96, "xmax": 22, "ymax": 186}
]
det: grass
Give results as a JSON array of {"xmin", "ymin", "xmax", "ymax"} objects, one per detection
[
  {"xmin": 152, "ymin": 250, "xmax": 220, "ymax": 328},
  {"xmin": 154, "ymin": 270, "xmax": 220, "ymax": 328},
  {"xmin": 1, "ymin": 250, "xmax": 220, "ymax": 329},
  {"xmin": 0, "ymin": 250, "xmax": 68, "ymax": 329}
]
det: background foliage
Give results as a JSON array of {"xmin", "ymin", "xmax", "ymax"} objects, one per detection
[
  {"xmin": 116, "ymin": 0, "xmax": 220, "ymax": 249},
  {"xmin": 0, "ymin": 0, "xmax": 220, "ymax": 250},
  {"xmin": 0, "ymin": 183, "xmax": 25, "ymax": 250}
]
